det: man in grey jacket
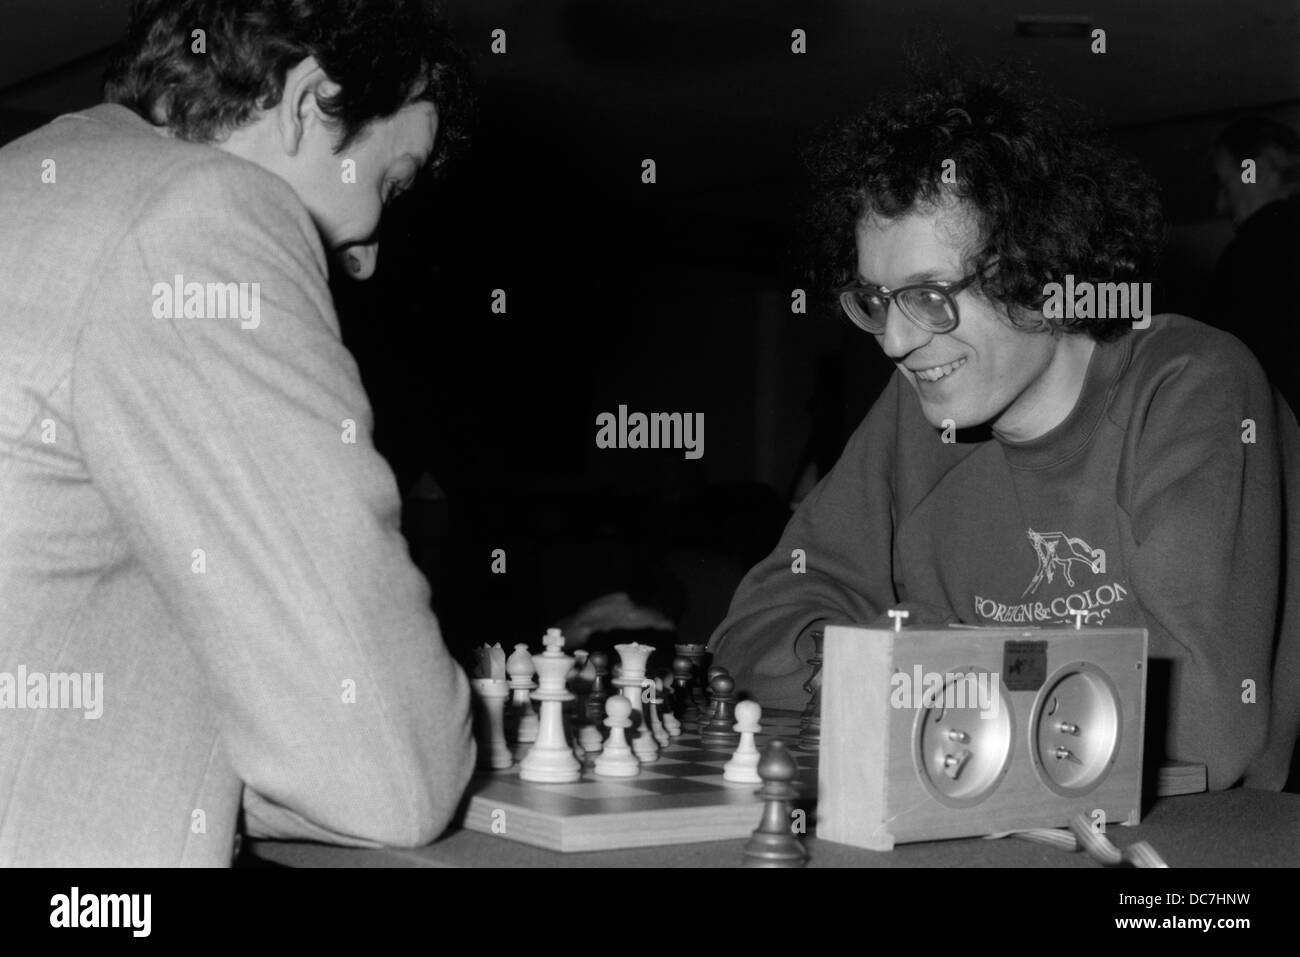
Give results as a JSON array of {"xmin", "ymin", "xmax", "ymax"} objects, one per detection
[{"xmin": 0, "ymin": 0, "xmax": 475, "ymax": 865}]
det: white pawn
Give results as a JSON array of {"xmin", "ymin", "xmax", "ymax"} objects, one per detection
[
  {"xmin": 594, "ymin": 695, "xmax": 640, "ymax": 778},
  {"xmin": 506, "ymin": 642, "xmax": 539, "ymax": 745},
  {"xmin": 723, "ymin": 700, "xmax": 762, "ymax": 784},
  {"xmin": 578, "ymin": 721, "xmax": 604, "ymax": 757}
]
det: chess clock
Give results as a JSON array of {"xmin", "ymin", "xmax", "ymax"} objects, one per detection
[{"xmin": 816, "ymin": 621, "xmax": 1147, "ymax": 851}]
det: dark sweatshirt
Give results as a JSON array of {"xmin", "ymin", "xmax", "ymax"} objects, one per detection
[{"xmin": 710, "ymin": 314, "xmax": 1300, "ymax": 790}]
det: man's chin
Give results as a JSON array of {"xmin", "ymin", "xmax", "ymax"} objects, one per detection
[{"xmin": 917, "ymin": 397, "xmax": 965, "ymax": 429}]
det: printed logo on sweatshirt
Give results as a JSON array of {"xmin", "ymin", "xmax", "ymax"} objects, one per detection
[
  {"xmin": 972, "ymin": 528, "xmax": 1129, "ymax": 626},
  {"xmin": 1021, "ymin": 528, "xmax": 1106, "ymax": 597}
]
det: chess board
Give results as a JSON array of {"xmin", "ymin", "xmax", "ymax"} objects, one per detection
[{"xmin": 459, "ymin": 712, "xmax": 816, "ymax": 853}]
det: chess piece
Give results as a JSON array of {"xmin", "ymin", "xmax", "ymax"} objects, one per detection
[
  {"xmin": 646, "ymin": 677, "xmax": 670, "ymax": 748},
  {"xmin": 799, "ymin": 628, "xmax": 824, "ymax": 753},
  {"xmin": 578, "ymin": 721, "xmax": 605, "ymax": 757},
  {"xmin": 743, "ymin": 740, "xmax": 809, "ymax": 867},
  {"xmin": 568, "ymin": 649, "xmax": 597, "ymax": 761},
  {"xmin": 670, "ymin": 655, "xmax": 697, "ymax": 724},
  {"xmin": 567, "ymin": 649, "xmax": 590, "ymax": 714},
  {"xmin": 700, "ymin": 672, "xmax": 741, "ymax": 749},
  {"xmin": 675, "ymin": 643, "xmax": 710, "ymax": 726},
  {"xmin": 723, "ymin": 700, "xmax": 762, "ymax": 783},
  {"xmin": 519, "ymin": 629, "xmax": 582, "ymax": 783},
  {"xmin": 698, "ymin": 664, "xmax": 728, "ymax": 733},
  {"xmin": 615, "ymin": 642, "xmax": 659, "ymax": 764},
  {"xmin": 656, "ymin": 674, "xmax": 682, "ymax": 738},
  {"xmin": 594, "ymin": 694, "xmax": 640, "ymax": 777},
  {"xmin": 586, "ymin": 651, "xmax": 612, "ymax": 724},
  {"xmin": 470, "ymin": 678, "xmax": 513, "ymax": 770},
  {"xmin": 506, "ymin": 642, "xmax": 539, "ymax": 746}
]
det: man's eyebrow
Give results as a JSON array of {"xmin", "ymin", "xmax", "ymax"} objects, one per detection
[{"xmin": 856, "ymin": 268, "xmax": 953, "ymax": 286}]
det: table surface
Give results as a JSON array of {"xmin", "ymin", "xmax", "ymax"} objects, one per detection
[{"xmin": 250, "ymin": 787, "xmax": 1300, "ymax": 868}]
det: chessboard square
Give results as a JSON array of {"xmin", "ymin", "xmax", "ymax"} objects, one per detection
[
  {"xmin": 663, "ymin": 749, "xmax": 717, "ymax": 762},
  {"xmin": 644, "ymin": 756, "xmax": 690, "ymax": 767},
  {"xmin": 644, "ymin": 761, "xmax": 719, "ymax": 778},
  {"xmin": 681, "ymin": 774, "xmax": 760, "ymax": 790},
  {"xmin": 626, "ymin": 777, "xmax": 723, "ymax": 796}
]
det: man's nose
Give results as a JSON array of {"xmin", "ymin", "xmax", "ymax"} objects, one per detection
[
  {"xmin": 343, "ymin": 244, "xmax": 379, "ymax": 280},
  {"xmin": 880, "ymin": 301, "xmax": 933, "ymax": 359}
]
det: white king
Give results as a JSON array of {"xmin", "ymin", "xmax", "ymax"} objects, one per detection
[{"xmin": 519, "ymin": 629, "xmax": 582, "ymax": 783}]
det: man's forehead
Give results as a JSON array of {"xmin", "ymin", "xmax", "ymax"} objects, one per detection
[{"xmin": 854, "ymin": 200, "xmax": 975, "ymax": 277}]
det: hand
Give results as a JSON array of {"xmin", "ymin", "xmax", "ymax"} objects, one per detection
[{"xmin": 556, "ymin": 592, "xmax": 675, "ymax": 648}]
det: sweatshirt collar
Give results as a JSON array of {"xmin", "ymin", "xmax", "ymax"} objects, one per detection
[{"xmin": 996, "ymin": 331, "xmax": 1132, "ymax": 470}]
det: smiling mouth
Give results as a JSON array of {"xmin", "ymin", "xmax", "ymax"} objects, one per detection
[{"xmin": 910, "ymin": 357, "xmax": 968, "ymax": 382}]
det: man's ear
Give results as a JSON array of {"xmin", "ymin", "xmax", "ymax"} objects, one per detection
[{"xmin": 274, "ymin": 56, "xmax": 340, "ymax": 157}]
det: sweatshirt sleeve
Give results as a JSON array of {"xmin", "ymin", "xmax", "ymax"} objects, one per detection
[
  {"xmin": 709, "ymin": 375, "xmax": 956, "ymax": 709},
  {"xmin": 71, "ymin": 158, "xmax": 474, "ymax": 847},
  {"xmin": 1122, "ymin": 334, "xmax": 1281, "ymax": 790}
]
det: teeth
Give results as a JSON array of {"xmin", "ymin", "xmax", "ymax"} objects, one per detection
[{"xmin": 914, "ymin": 358, "xmax": 967, "ymax": 382}]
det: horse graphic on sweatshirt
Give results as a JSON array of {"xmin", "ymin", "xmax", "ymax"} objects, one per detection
[{"xmin": 1021, "ymin": 528, "xmax": 1107, "ymax": 598}]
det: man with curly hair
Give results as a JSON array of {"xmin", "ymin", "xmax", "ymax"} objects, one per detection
[
  {"xmin": 711, "ymin": 68, "xmax": 1300, "ymax": 792},
  {"xmin": 0, "ymin": 1, "xmax": 475, "ymax": 864}
]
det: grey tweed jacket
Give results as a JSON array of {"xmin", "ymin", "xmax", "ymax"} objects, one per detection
[{"xmin": 0, "ymin": 104, "xmax": 474, "ymax": 866}]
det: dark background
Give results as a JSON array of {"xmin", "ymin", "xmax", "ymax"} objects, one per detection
[{"xmin": 3, "ymin": 0, "xmax": 1298, "ymax": 659}]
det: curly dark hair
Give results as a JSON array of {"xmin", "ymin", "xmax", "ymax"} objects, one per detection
[
  {"xmin": 805, "ymin": 63, "xmax": 1164, "ymax": 342},
  {"xmin": 104, "ymin": 0, "xmax": 473, "ymax": 169}
]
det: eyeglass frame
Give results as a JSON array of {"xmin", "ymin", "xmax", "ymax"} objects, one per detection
[{"xmin": 837, "ymin": 273, "xmax": 981, "ymax": 335}]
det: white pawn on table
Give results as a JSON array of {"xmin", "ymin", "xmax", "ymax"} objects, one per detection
[
  {"xmin": 723, "ymin": 700, "xmax": 763, "ymax": 784},
  {"xmin": 594, "ymin": 694, "xmax": 640, "ymax": 778}
]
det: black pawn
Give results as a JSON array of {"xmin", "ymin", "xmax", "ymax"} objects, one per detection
[
  {"xmin": 586, "ymin": 651, "xmax": 611, "ymax": 725},
  {"xmin": 697, "ymin": 664, "xmax": 727, "ymax": 733},
  {"xmin": 744, "ymin": 740, "xmax": 809, "ymax": 868},
  {"xmin": 567, "ymin": 656, "xmax": 594, "ymax": 737},
  {"xmin": 700, "ymin": 673, "xmax": 740, "ymax": 749},
  {"xmin": 671, "ymin": 656, "xmax": 697, "ymax": 723}
]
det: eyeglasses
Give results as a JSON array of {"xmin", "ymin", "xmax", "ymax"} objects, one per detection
[{"xmin": 838, "ymin": 273, "xmax": 980, "ymax": 335}]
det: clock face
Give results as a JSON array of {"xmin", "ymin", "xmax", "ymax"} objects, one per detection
[
  {"xmin": 1030, "ymin": 663, "xmax": 1122, "ymax": 796},
  {"xmin": 912, "ymin": 667, "xmax": 1014, "ymax": 808}
]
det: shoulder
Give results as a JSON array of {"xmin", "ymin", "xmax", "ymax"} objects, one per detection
[
  {"xmin": 1107, "ymin": 315, "xmax": 1279, "ymax": 477},
  {"xmin": 3, "ymin": 104, "xmax": 325, "ymax": 277},
  {"xmin": 125, "ymin": 154, "xmax": 325, "ymax": 281},
  {"xmin": 1119, "ymin": 314, "xmax": 1268, "ymax": 405}
]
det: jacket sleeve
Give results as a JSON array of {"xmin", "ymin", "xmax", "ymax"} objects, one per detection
[
  {"xmin": 71, "ymin": 157, "xmax": 474, "ymax": 846},
  {"xmin": 709, "ymin": 375, "xmax": 955, "ymax": 709},
  {"xmin": 1122, "ymin": 335, "xmax": 1282, "ymax": 790}
]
